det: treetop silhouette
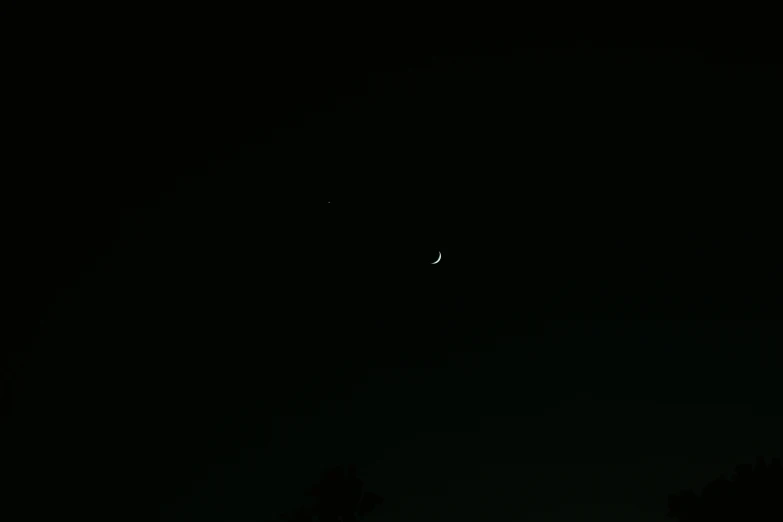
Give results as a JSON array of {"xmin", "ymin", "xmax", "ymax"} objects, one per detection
[{"xmin": 667, "ymin": 457, "xmax": 782, "ymax": 522}]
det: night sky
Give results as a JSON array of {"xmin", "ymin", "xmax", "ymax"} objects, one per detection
[{"xmin": 6, "ymin": 18, "xmax": 782, "ymax": 522}]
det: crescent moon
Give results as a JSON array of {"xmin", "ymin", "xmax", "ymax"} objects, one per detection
[{"xmin": 431, "ymin": 251, "xmax": 441, "ymax": 264}]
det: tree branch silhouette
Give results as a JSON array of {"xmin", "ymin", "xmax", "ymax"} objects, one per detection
[
  {"xmin": 667, "ymin": 457, "xmax": 783, "ymax": 522},
  {"xmin": 275, "ymin": 464, "xmax": 385, "ymax": 522}
]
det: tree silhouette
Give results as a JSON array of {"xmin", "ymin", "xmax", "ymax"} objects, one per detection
[
  {"xmin": 277, "ymin": 464, "xmax": 385, "ymax": 522},
  {"xmin": 356, "ymin": 490, "xmax": 384, "ymax": 519},
  {"xmin": 667, "ymin": 457, "xmax": 783, "ymax": 522}
]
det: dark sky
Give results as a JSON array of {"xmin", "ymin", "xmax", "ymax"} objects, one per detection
[
  {"xmin": 6, "ymin": 18, "xmax": 783, "ymax": 522},
  {"xmin": 13, "ymin": 317, "xmax": 783, "ymax": 521}
]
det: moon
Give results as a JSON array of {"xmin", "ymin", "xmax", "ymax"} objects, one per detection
[{"xmin": 431, "ymin": 251, "xmax": 441, "ymax": 264}]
